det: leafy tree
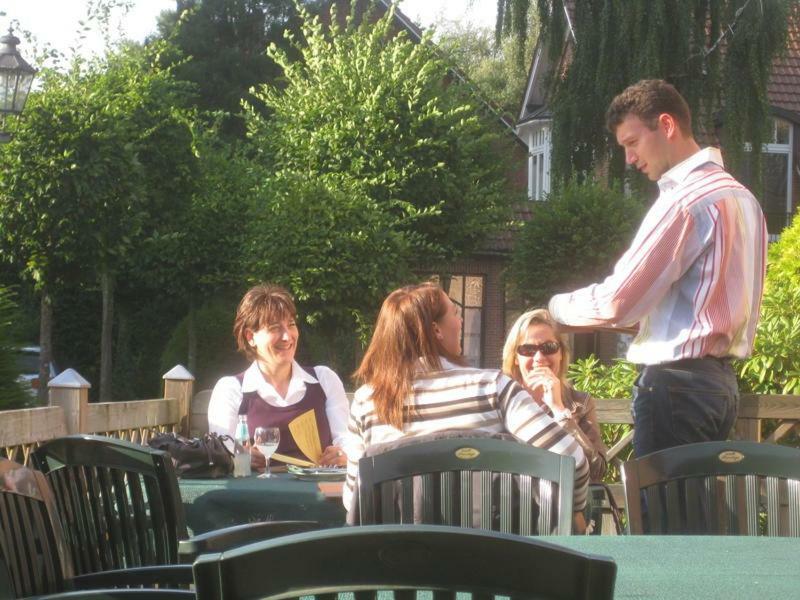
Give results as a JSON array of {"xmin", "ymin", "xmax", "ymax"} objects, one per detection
[
  {"xmin": 155, "ymin": 0, "xmax": 323, "ymax": 137},
  {"xmin": 242, "ymin": 2, "xmax": 515, "ymax": 335},
  {"xmin": 245, "ymin": 172, "xmax": 420, "ymax": 338},
  {"xmin": 435, "ymin": 20, "xmax": 535, "ymax": 119},
  {"xmin": 509, "ymin": 181, "xmax": 645, "ymax": 307},
  {"xmin": 132, "ymin": 124, "xmax": 257, "ymax": 377},
  {"xmin": 0, "ymin": 287, "xmax": 31, "ymax": 410},
  {"xmin": 497, "ymin": 0, "xmax": 791, "ymax": 188},
  {"xmin": 249, "ymin": 2, "xmax": 513, "ymax": 261},
  {"xmin": 738, "ymin": 216, "xmax": 800, "ymax": 397},
  {"xmin": 0, "ymin": 45, "xmax": 198, "ymax": 401}
]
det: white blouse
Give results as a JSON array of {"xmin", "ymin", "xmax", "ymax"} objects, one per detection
[{"xmin": 207, "ymin": 360, "xmax": 349, "ymax": 446}]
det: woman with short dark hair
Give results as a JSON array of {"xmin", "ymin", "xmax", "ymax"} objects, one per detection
[{"xmin": 208, "ymin": 283, "xmax": 349, "ymax": 469}]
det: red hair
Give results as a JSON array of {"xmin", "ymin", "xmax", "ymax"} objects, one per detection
[{"xmin": 355, "ymin": 283, "xmax": 464, "ymax": 429}]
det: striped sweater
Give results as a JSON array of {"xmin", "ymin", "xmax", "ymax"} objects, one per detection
[
  {"xmin": 549, "ymin": 147, "xmax": 766, "ymax": 365},
  {"xmin": 342, "ymin": 359, "xmax": 590, "ymax": 513}
]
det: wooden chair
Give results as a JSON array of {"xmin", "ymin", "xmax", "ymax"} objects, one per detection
[
  {"xmin": 357, "ymin": 435, "xmax": 576, "ymax": 535},
  {"xmin": 32, "ymin": 434, "xmax": 318, "ymax": 575},
  {"xmin": 0, "ymin": 458, "xmax": 192, "ymax": 598},
  {"xmin": 622, "ymin": 441, "xmax": 800, "ymax": 535},
  {"xmin": 192, "ymin": 524, "xmax": 617, "ymax": 600}
]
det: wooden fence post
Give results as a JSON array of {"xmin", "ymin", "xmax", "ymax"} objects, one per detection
[
  {"xmin": 48, "ymin": 369, "xmax": 91, "ymax": 434},
  {"xmin": 163, "ymin": 365, "xmax": 194, "ymax": 436}
]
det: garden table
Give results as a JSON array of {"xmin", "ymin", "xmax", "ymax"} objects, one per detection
[
  {"xmin": 552, "ymin": 535, "xmax": 800, "ymax": 599},
  {"xmin": 179, "ymin": 473, "xmax": 346, "ymax": 534}
]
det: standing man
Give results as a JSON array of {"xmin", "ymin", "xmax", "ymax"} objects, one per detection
[{"xmin": 548, "ymin": 79, "xmax": 767, "ymax": 457}]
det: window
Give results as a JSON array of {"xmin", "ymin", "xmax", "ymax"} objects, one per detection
[
  {"xmin": 528, "ymin": 124, "xmax": 551, "ymax": 200},
  {"xmin": 741, "ymin": 117, "xmax": 794, "ymax": 240},
  {"xmin": 431, "ymin": 274, "xmax": 485, "ymax": 367}
]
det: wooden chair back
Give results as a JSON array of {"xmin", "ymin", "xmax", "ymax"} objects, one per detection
[
  {"xmin": 192, "ymin": 524, "xmax": 616, "ymax": 600},
  {"xmin": 357, "ymin": 436, "xmax": 576, "ymax": 535},
  {"xmin": 32, "ymin": 434, "xmax": 188, "ymax": 574},
  {"xmin": 0, "ymin": 458, "xmax": 73, "ymax": 597},
  {"xmin": 622, "ymin": 441, "xmax": 800, "ymax": 536}
]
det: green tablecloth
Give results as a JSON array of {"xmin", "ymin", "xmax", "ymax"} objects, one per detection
[
  {"xmin": 179, "ymin": 473, "xmax": 347, "ymax": 534},
  {"xmin": 551, "ymin": 535, "xmax": 800, "ymax": 599}
]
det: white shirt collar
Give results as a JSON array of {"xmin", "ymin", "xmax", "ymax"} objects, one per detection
[
  {"xmin": 658, "ymin": 147, "xmax": 723, "ymax": 191},
  {"xmin": 241, "ymin": 360, "xmax": 318, "ymax": 398}
]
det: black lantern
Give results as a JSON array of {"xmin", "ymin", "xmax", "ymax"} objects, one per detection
[{"xmin": 0, "ymin": 28, "xmax": 37, "ymax": 143}]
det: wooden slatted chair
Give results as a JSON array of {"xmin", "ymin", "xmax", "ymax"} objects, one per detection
[
  {"xmin": 622, "ymin": 441, "xmax": 800, "ymax": 536},
  {"xmin": 32, "ymin": 434, "xmax": 318, "ymax": 576},
  {"xmin": 0, "ymin": 458, "xmax": 192, "ymax": 598},
  {"xmin": 357, "ymin": 435, "xmax": 576, "ymax": 535},
  {"xmin": 192, "ymin": 524, "xmax": 617, "ymax": 600}
]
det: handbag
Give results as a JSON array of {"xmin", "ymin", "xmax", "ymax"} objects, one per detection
[{"xmin": 148, "ymin": 432, "xmax": 235, "ymax": 478}]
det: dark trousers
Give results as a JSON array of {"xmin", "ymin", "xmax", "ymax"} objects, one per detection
[{"xmin": 631, "ymin": 357, "xmax": 739, "ymax": 457}]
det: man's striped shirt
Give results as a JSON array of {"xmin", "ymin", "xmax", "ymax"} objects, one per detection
[
  {"xmin": 549, "ymin": 147, "xmax": 767, "ymax": 365},
  {"xmin": 342, "ymin": 359, "xmax": 590, "ymax": 513}
]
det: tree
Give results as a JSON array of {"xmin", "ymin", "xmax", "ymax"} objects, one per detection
[
  {"xmin": 738, "ymin": 216, "xmax": 800, "ymax": 396},
  {"xmin": 155, "ymin": 0, "xmax": 323, "ymax": 138},
  {"xmin": 435, "ymin": 20, "xmax": 535, "ymax": 119},
  {"xmin": 249, "ymin": 2, "xmax": 513, "ymax": 263},
  {"xmin": 0, "ymin": 45, "xmax": 198, "ymax": 401},
  {"xmin": 509, "ymin": 181, "xmax": 645, "ymax": 307},
  {"xmin": 245, "ymin": 172, "xmax": 420, "ymax": 339},
  {"xmin": 0, "ymin": 287, "xmax": 32, "ymax": 410},
  {"xmin": 497, "ymin": 0, "xmax": 791, "ymax": 188}
]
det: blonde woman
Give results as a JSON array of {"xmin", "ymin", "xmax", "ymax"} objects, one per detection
[{"xmin": 502, "ymin": 309, "xmax": 608, "ymax": 482}]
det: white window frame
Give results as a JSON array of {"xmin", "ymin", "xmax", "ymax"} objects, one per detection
[{"xmin": 527, "ymin": 123, "xmax": 551, "ymax": 201}]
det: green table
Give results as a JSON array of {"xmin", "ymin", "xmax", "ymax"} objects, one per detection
[
  {"xmin": 551, "ymin": 535, "xmax": 800, "ymax": 599},
  {"xmin": 179, "ymin": 473, "xmax": 347, "ymax": 534}
]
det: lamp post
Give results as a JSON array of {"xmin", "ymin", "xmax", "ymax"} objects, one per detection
[{"xmin": 0, "ymin": 28, "xmax": 36, "ymax": 143}]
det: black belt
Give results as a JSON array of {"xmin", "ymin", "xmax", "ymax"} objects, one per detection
[{"xmin": 637, "ymin": 356, "xmax": 732, "ymax": 372}]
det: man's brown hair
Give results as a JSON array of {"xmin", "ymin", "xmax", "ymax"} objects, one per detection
[
  {"xmin": 605, "ymin": 79, "xmax": 692, "ymax": 135},
  {"xmin": 233, "ymin": 283, "xmax": 297, "ymax": 361}
]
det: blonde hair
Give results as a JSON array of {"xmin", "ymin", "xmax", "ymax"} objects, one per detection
[
  {"xmin": 354, "ymin": 283, "xmax": 464, "ymax": 429},
  {"xmin": 501, "ymin": 308, "xmax": 571, "ymax": 386}
]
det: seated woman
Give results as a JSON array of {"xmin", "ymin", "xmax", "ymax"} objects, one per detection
[
  {"xmin": 502, "ymin": 309, "xmax": 608, "ymax": 482},
  {"xmin": 343, "ymin": 282, "xmax": 590, "ymax": 524},
  {"xmin": 208, "ymin": 283, "xmax": 348, "ymax": 469}
]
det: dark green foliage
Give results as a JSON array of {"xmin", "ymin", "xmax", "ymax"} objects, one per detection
[
  {"xmin": 160, "ymin": 297, "xmax": 247, "ymax": 392},
  {"xmin": 0, "ymin": 287, "xmax": 32, "ymax": 410},
  {"xmin": 155, "ymin": 0, "xmax": 322, "ymax": 137},
  {"xmin": 510, "ymin": 181, "xmax": 645, "ymax": 307},
  {"xmin": 498, "ymin": 0, "xmax": 790, "ymax": 189}
]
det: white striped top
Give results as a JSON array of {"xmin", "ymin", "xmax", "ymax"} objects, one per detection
[
  {"xmin": 342, "ymin": 359, "xmax": 590, "ymax": 513},
  {"xmin": 549, "ymin": 147, "xmax": 767, "ymax": 365}
]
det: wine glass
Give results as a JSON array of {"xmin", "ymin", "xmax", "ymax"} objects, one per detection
[{"xmin": 253, "ymin": 426, "xmax": 280, "ymax": 478}]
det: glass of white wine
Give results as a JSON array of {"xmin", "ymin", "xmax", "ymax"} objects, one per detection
[{"xmin": 253, "ymin": 426, "xmax": 280, "ymax": 478}]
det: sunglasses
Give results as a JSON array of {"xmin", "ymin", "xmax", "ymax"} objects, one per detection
[{"xmin": 516, "ymin": 341, "xmax": 561, "ymax": 357}]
